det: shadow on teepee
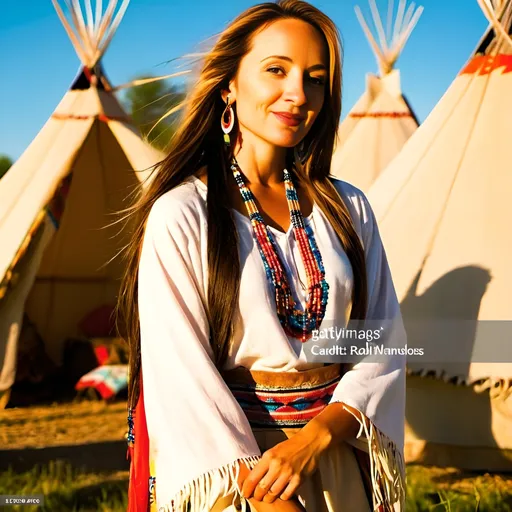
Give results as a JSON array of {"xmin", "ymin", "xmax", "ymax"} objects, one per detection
[{"xmin": 401, "ymin": 266, "xmax": 512, "ymax": 469}]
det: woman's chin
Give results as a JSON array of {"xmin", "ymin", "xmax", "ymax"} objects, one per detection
[{"xmin": 268, "ymin": 133, "xmax": 304, "ymax": 149}]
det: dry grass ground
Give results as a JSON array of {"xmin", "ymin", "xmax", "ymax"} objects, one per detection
[
  {"xmin": 1, "ymin": 400, "xmax": 511, "ymax": 511},
  {"xmin": 1, "ymin": 401, "xmax": 127, "ymax": 449}
]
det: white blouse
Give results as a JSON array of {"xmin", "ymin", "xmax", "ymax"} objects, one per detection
[{"xmin": 138, "ymin": 176, "xmax": 406, "ymax": 511}]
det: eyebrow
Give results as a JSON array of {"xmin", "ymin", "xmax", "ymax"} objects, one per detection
[{"xmin": 260, "ymin": 55, "xmax": 327, "ymax": 72}]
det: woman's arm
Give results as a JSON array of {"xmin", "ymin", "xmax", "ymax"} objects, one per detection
[
  {"xmin": 138, "ymin": 193, "xmax": 262, "ymax": 510},
  {"xmin": 299, "ymin": 401, "xmax": 360, "ymax": 448}
]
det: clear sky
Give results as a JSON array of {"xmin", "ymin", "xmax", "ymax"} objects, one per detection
[{"xmin": 0, "ymin": 0, "xmax": 488, "ymax": 161}]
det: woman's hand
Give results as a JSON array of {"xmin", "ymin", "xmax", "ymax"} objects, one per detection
[
  {"xmin": 240, "ymin": 426, "xmax": 331, "ymax": 503},
  {"xmin": 237, "ymin": 464, "xmax": 306, "ymax": 511},
  {"xmin": 239, "ymin": 403, "xmax": 361, "ymax": 504}
]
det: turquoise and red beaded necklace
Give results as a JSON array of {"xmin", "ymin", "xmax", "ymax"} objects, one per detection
[{"xmin": 230, "ymin": 157, "xmax": 329, "ymax": 342}]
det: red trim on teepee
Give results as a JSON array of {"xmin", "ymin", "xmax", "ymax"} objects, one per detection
[
  {"xmin": 128, "ymin": 373, "xmax": 150, "ymax": 512},
  {"xmin": 51, "ymin": 113, "xmax": 129, "ymax": 122},
  {"xmin": 349, "ymin": 112, "xmax": 413, "ymax": 119},
  {"xmin": 460, "ymin": 54, "xmax": 512, "ymax": 75}
]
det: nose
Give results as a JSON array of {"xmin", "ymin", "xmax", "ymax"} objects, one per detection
[{"xmin": 283, "ymin": 71, "xmax": 307, "ymax": 106}]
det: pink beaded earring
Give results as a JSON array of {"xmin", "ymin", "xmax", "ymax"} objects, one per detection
[{"xmin": 221, "ymin": 95, "xmax": 235, "ymax": 147}]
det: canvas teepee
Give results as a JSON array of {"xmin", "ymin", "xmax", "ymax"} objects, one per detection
[
  {"xmin": 0, "ymin": 0, "xmax": 166, "ymax": 402},
  {"xmin": 331, "ymin": 0, "xmax": 422, "ymax": 191},
  {"xmin": 368, "ymin": 0, "xmax": 512, "ymax": 470}
]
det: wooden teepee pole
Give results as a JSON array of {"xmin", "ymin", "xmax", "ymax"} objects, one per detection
[
  {"xmin": 356, "ymin": 0, "xmax": 423, "ymax": 77},
  {"xmin": 52, "ymin": 0, "xmax": 134, "ymax": 68},
  {"xmin": 477, "ymin": 0, "xmax": 512, "ymax": 50}
]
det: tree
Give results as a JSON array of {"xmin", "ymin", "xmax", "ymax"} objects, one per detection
[
  {"xmin": 0, "ymin": 155, "xmax": 13, "ymax": 179},
  {"xmin": 122, "ymin": 77, "xmax": 186, "ymax": 151}
]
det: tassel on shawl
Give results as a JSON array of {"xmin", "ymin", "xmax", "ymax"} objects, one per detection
[
  {"xmin": 341, "ymin": 404, "xmax": 406, "ymax": 512},
  {"xmin": 159, "ymin": 455, "xmax": 261, "ymax": 512}
]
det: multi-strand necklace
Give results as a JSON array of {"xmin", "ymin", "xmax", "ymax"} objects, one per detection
[{"xmin": 230, "ymin": 158, "xmax": 329, "ymax": 342}]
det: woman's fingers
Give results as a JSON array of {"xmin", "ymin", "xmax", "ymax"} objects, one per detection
[
  {"xmin": 252, "ymin": 466, "xmax": 282, "ymax": 501},
  {"xmin": 236, "ymin": 462, "xmax": 252, "ymax": 489},
  {"xmin": 279, "ymin": 475, "xmax": 302, "ymax": 501},
  {"xmin": 262, "ymin": 473, "xmax": 293, "ymax": 503},
  {"xmin": 242, "ymin": 460, "xmax": 270, "ymax": 498}
]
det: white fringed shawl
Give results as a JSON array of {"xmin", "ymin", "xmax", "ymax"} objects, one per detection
[{"xmin": 138, "ymin": 177, "xmax": 406, "ymax": 511}]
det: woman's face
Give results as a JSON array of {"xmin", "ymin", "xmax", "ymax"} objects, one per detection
[{"xmin": 227, "ymin": 18, "xmax": 328, "ymax": 148}]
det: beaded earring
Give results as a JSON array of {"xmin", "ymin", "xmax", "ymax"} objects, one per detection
[{"xmin": 221, "ymin": 95, "xmax": 235, "ymax": 147}]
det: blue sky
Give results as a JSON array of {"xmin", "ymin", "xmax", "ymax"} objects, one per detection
[{"xmin": 0, "ymin": 0, "xmax": 488, "ymax": 160}]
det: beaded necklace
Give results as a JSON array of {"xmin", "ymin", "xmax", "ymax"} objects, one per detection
[{"xmin": 230, "ymin": 158, "xmax": 329, "ymax": 342}]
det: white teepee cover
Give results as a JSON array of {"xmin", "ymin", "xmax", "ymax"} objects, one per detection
[
  {"xmin": 331, "ymin": 0, "xmax": 422, "ymax": 191},
  {"xmin": 367, "ymin": 0, "xmax": 512, "ymax": 466},
  {"xmin": 0, "ymin": 0, "xmax": 164, "ymax": 393}
]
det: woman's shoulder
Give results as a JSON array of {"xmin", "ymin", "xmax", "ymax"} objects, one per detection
[
  {"xmin": 328, "ymin": 176, "xmax": 374, "ymax": 226},
  {"xmin": 147, "ymin": 174, "xmax": 207, "ymax": 237}
]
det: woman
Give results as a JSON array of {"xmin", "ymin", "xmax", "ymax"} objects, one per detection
[{"xmin": 120, "ymin": 1, "xmax": 406, "ymax": 511}]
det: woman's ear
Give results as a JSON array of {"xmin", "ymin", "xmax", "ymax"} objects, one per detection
[{"xmin": 221, "ymin": 81, "xmax": 237, "ymax": 104}]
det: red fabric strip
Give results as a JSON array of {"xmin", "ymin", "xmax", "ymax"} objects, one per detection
[{"xmin": 128, "ymin": 374, "xmax": 150, "ymax": 512}]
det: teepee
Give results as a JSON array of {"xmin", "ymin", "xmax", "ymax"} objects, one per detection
[
  {"xmin": 368, "ymin": 0, "xmax": 512, "ymax": 470},
  {"xmin": 331, "ymin": 0, "xmax": 422, "ymax": 191},
  {"xmin": 0, "ymin": 0, "xmax": 166, "ymax": 402}
]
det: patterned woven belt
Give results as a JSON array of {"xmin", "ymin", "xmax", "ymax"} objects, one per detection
[{"xmin": 223, "ymin": 363, "xmax": 342, "ymax": 428}]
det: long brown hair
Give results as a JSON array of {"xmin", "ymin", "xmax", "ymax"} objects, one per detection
[{"xmin": 118, "ymin": 0, "xmax": 368, "ymax": 410}]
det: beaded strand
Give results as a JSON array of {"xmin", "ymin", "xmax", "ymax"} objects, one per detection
[{"xmin": 231, "ymin": 158, "xmax": 329, "ymax": 342}]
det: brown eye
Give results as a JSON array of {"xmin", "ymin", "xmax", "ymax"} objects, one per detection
[
  {"xmin": 267, "ymin": 66, "xmax": 285, "ymax": 75},
  {"xmin": 309, "ymin": 76, "xmax": 325, "ymax": 86}
]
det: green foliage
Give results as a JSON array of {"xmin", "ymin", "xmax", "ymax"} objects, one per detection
[
  {"xmin": 0, "ymin": 155, "xmax": 13, "ymax": 179},
  {"xmin": 122, "ymin": 76, "xmax": 186, "ymax": 151}
]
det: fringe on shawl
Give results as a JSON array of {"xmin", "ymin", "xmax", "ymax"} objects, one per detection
[
  {"xmin": 158, "ymin": 455, "xmax": 261, "ymax": 512},
  {"xmin": 338, "ymin": 403, "xmax": 406, "ymax": 512}
]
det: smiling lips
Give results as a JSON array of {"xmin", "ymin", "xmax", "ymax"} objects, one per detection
[{"xmin": 272, "ymin": 112, "xmax": 305, "ymax": 127}]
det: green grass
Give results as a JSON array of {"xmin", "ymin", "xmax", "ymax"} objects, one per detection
[
  {"xmin": 0, "ymin": 461, "xmax": 127, "ymax": 512},
  {"xmin": 0, "ymin": 462, "xmax": 511, "ymax": 511},
  {"xmin": 406, "ymin": 465, "xmax": 512, "ymax": 512}
]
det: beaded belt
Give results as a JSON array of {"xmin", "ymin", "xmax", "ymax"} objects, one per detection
[{"xmin": 223, "ymin": 363, "xmax": 343, "ymax": 428}]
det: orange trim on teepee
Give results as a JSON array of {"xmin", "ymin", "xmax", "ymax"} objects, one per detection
[
  {"xmin": 349, "ymin": 112, "xmax": 413, "ymax": 119},
  {"xmin": 51, "ymin": 113, "xmax": 129, "ymax": 122},
  {"xmin": 460, "ymin": 54, "xmax": 512, "ymax": 75}
]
